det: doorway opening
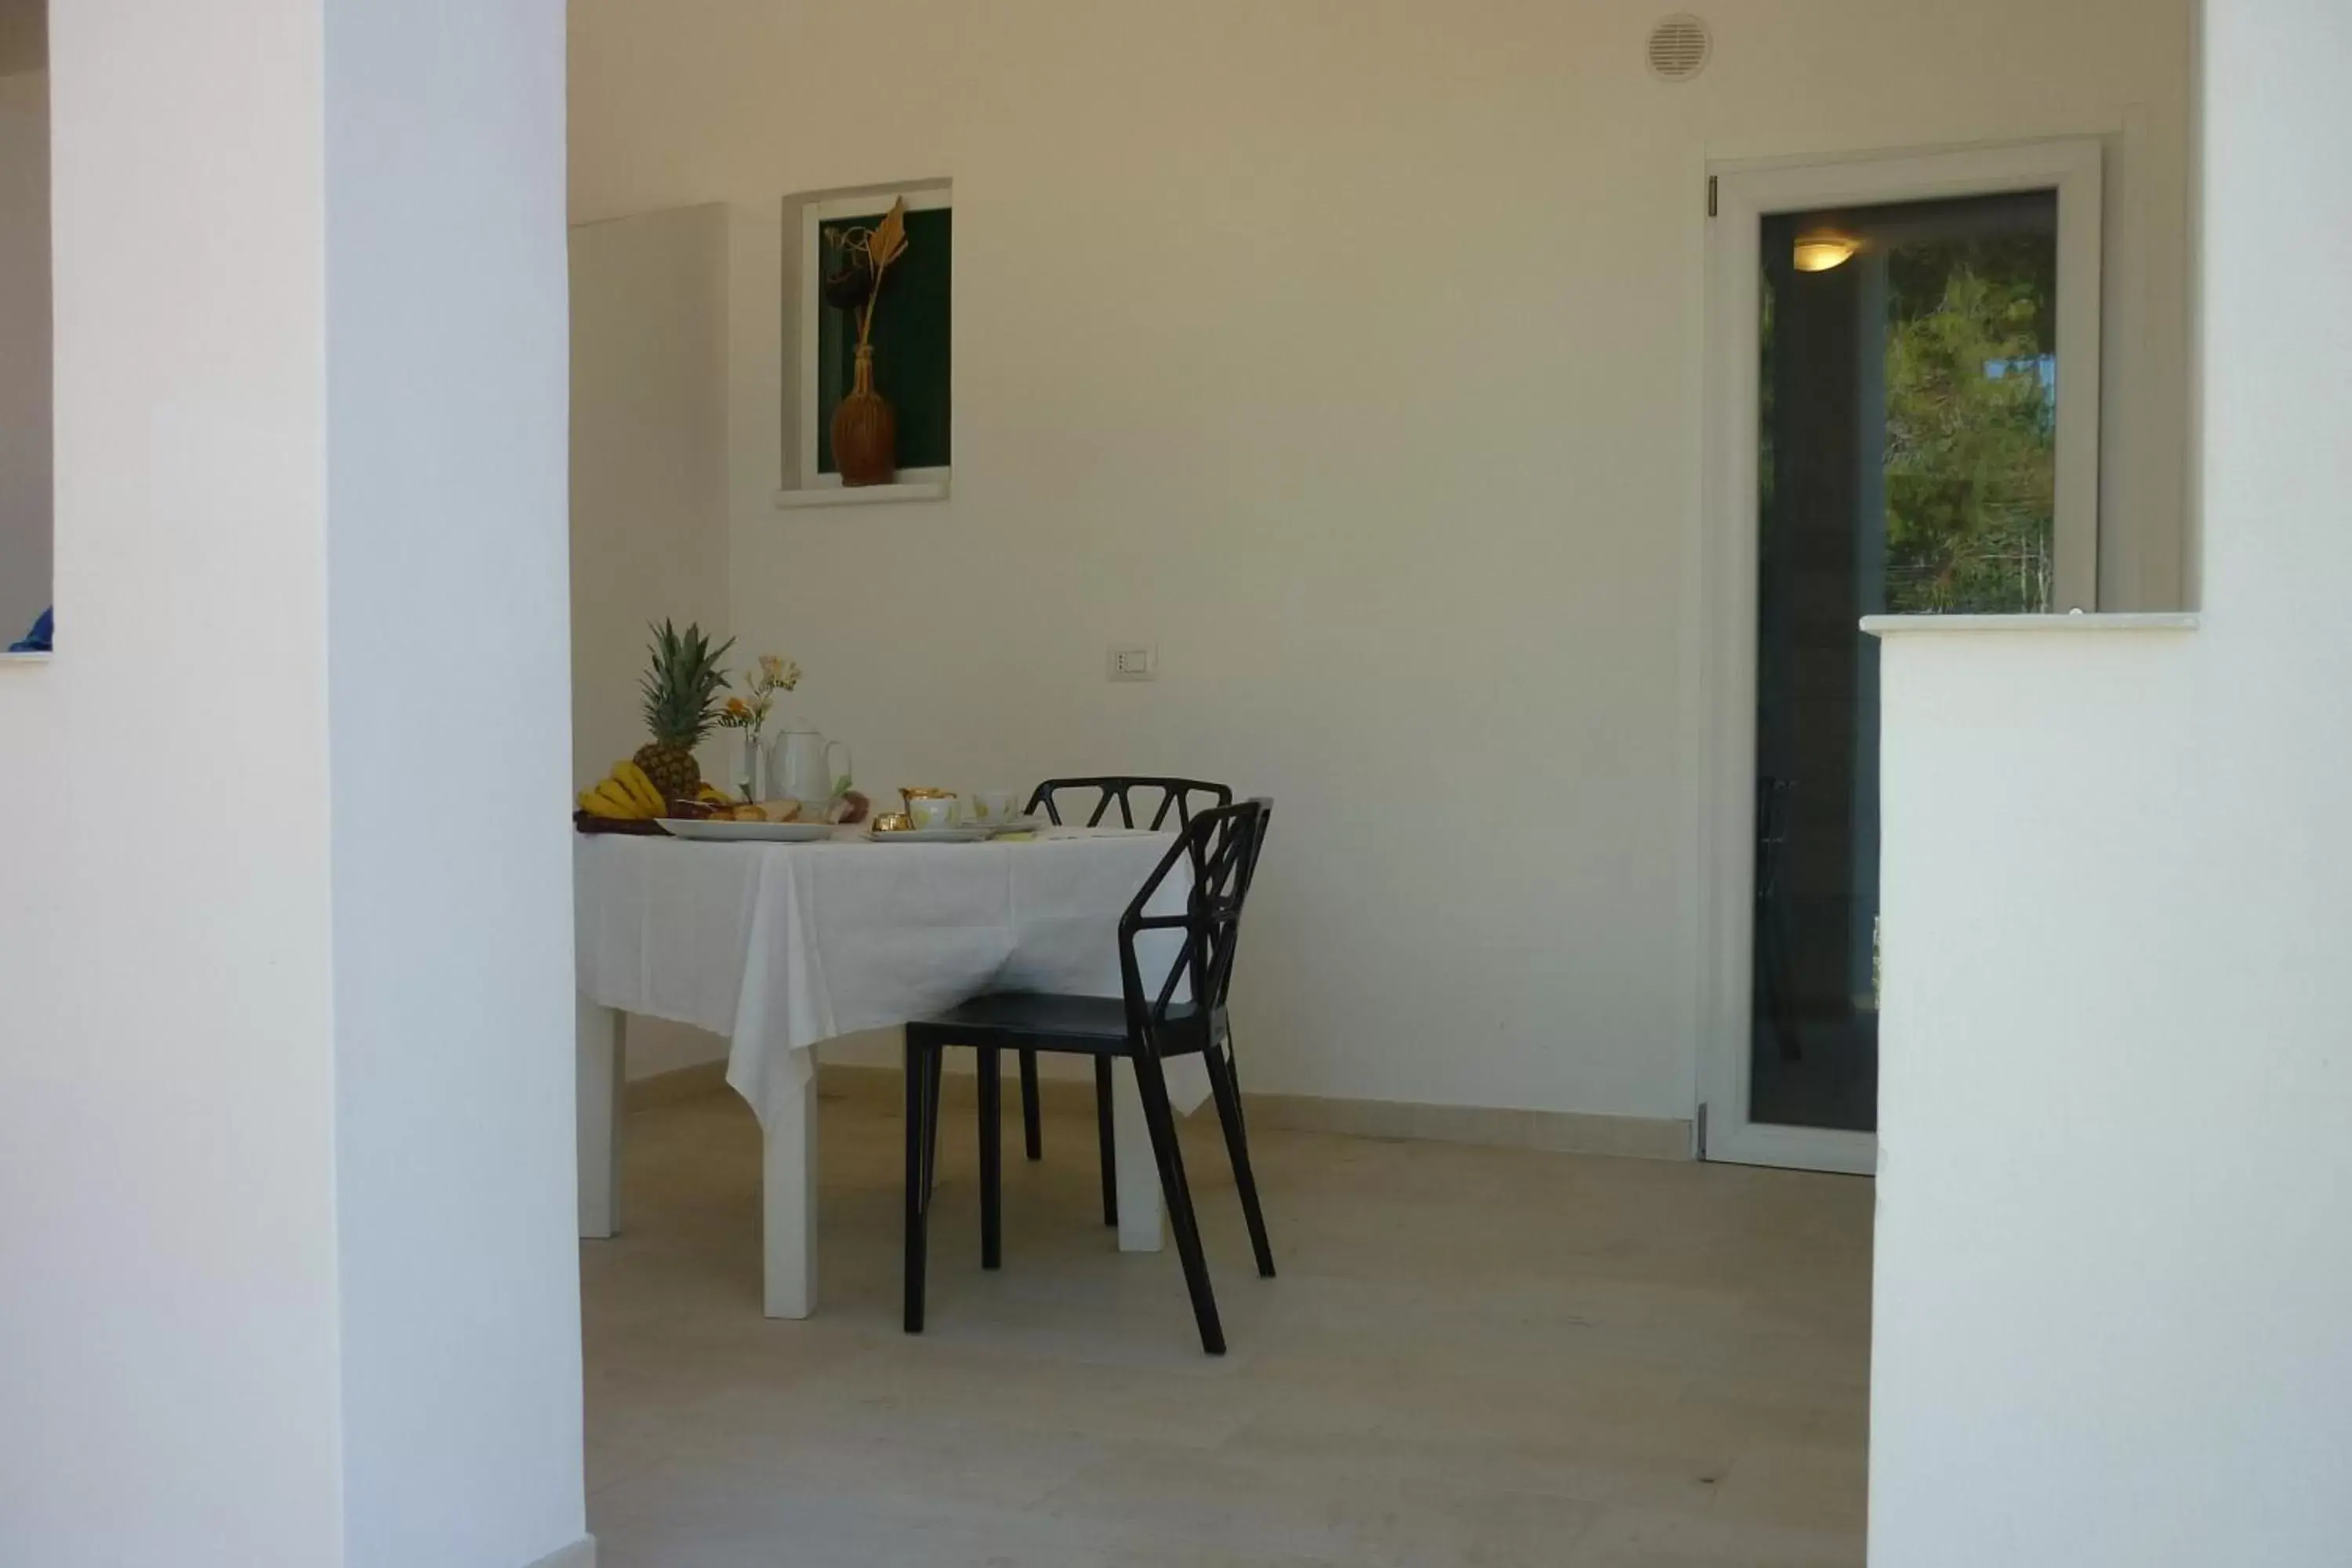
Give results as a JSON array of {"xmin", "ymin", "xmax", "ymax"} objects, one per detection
[{"xmin": 1703, "ymin": 143, "xmax": 2103, "ymax": 1173}]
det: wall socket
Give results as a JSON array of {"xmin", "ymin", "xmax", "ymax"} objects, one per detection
[{"xmin": 1107, "ymin": 644, "xmax": 1157, "ymax": 681}]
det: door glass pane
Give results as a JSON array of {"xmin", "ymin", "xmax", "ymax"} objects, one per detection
[{"xmin": 1749, "ymin": 191, "xmax": 2059, "ymax": 1134}]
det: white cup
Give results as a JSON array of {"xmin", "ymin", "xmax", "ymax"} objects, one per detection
[
  {"xmin": 971, "ymin": 789, "xmax": 1020, "ymax": 823},
  {"xmin": 905, "ymin": 792, "xmax": 960, "ymax": 831}
]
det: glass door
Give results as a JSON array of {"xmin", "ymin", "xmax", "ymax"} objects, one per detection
[{"xmin": 1704, "ymin": 146, "xmax": 2101, "ymax": 1173}]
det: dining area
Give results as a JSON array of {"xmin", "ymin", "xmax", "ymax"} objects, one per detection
[
  {"xmin": 557, "ymin": 603, "xmax": 1871, "ymax": 1567},
  {"xmin": 575, "ymin": 757, "xmax": 1276, "ymax": 1356},
  {"xmin": 557, "ymin": 31, "xmax": 1889, "ymax": 1541},
  {"xmin": 0, "ymin": 0, "xmax": 2286, "ymax": 1558},
  {"xmin": 575, "ymin": 826, "xmax": 1874, "ymax": 1566}
]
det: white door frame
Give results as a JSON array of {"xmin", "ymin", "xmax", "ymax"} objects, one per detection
[{"xmin": 1698, "ymin": 140, "xmax": 2104, "ymax": 1174}]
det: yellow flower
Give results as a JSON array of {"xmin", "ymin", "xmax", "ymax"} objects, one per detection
[{"xmin": 757, "ymin": 654, "xmax": 801, "ymax": 693}]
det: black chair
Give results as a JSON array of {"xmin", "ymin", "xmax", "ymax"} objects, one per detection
[
  {"xmin": 903, "ymin": 797, "xmax": 1275, "ymax": 1355},
  {"xmin": 1025, "ymin": 776, "xmax": 1234, "ymax": 832},
  {"xmin": 1012, "ymin": 777, "xmax": 1235, "ymax": 1210}
]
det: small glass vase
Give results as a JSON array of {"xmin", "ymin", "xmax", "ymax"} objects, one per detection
[{"xmin": 735, "ymin": 731, "xmax": 763, "ymax": 804}]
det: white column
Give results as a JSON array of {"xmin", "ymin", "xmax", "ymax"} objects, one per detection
[
  {"xmin": 1868, "ymin": 4, "xmax": 2352, "ymax": 1565},
  {"xmin": 321, "ymin": 2, "xmax": 580, "ymax": 1561},
  {"xmin": 0, "ymin": 4, "xmax": 583, "ymax": 1566}
]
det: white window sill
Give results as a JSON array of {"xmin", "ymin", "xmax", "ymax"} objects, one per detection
[
  {"xmin": 1861, "ymin": 612, "xmax": 2200, "ymax": 637},
  {"xmin": 775, "ymin": 479, "xmax": 949, "ymax": 510}
]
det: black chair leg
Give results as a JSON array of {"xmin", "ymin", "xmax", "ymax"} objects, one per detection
[
  {"xmin": 1203, "ymin": 1042, "xmax": 1275, "ymax": 1278},
  {"xmin": 1094, "ymin": 1057, "xmax": 1118, "ymax": 1227},
  {"xmin": 903, "ymin": 1036, "xmax": 930, "ymax": 1334},
  {"xmin": 978, "ymin": 1045, "xmax": 1003, "ymax": 1270},
  {"xmin": 1134, "ymin": 1055, "xmax": 1225, "ymax": 1356},
  {"xmin": 1019, "ymin": 1048, "xmax": 1043, "ymax": 1160}
]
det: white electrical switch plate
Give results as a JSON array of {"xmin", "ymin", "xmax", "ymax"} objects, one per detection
[{"xmin": 1108, "ymin": 644, "xmax": 1157, "ymax": 681}]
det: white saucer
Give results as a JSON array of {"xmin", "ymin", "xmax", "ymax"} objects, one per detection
[
  {"xmin": 867, "ymin": 826, "xmax": 990, "ymax": 844},
  {"xmin": 660, "ymin": 818, "xmax": 836, "ymax": 842}
]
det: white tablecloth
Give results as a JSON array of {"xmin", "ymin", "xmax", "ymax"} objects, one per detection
[{"xmin": 575, "ymin": 829, "xmax": 1206, "ymax": 1129}]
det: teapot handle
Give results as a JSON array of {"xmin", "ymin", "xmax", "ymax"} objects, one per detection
[{"xmin": 824, "ymin": 740, "xmax": 852, "ymax": 799}]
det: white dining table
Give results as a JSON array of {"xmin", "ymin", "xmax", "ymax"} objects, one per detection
[{"xmin": 572, "ymin": 826, "xmax": 1206, "ymax": 1318}]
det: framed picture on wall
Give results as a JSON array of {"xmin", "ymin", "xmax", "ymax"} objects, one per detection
[{"xmin": 796, "ymin": 184, "xmax": 951, "ymax": 493}]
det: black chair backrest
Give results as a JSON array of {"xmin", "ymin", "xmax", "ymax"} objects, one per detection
[
  {"xmin": 1028, "ymin": 776, "xmax": 1233, "ymax": 831},
  {"xmin": 1117, "ymin": 799, "xmax": 1272, "ymax": 1056}
]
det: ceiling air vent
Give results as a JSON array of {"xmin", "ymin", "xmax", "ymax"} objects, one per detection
[{"xmin": 1646, "ymin": 14, "xmax": 1711, "ymax": 81}]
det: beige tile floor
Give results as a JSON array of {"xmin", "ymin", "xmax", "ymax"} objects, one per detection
[{"xmin": 584, "ymin": 1082, "xmax": 1871, "ymax": 1567}]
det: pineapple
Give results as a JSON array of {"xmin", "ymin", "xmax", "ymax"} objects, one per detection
[{"xmin": 633, "ymin": 620, "xmax": 734, "ymax": 804}]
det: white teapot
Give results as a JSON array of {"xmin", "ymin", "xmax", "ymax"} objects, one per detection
[{"xmin": 768, "ymin": 726, "xmax": 851, "ymax": 806}]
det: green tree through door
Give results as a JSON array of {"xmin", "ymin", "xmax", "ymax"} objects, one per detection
[{"xmin": 1882, "ymin": 234, "xmax": 2058, "ymax": 613}]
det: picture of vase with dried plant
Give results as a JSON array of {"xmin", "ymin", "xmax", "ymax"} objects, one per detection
[{"xmin": 820, "ymin": 198, "xmax": 910, "ymax": 486}]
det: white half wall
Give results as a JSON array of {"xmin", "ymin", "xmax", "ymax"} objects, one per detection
[
  {"xmin": 568, "ymin": 0, "xmax": 2196, "ymax": 1123},
  {"xmin": 1868, "ymin": 0, "xmax": 2352, "ymax": 1560},
  {"xmin": 0, "ymin": 66, "xmax": 49, "ymax": 642}
]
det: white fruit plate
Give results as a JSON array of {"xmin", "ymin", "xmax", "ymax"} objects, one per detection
[{"xmin": 660, "ymin": 818, "xmax": 837, "ymax": 843}]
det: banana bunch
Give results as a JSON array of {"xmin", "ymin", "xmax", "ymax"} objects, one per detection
[{"xmin": 579, "ymin": 760, "xmax": 668, "ymax": 821}]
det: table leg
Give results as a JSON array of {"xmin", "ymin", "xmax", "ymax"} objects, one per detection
[
  {"xmin": 762, "ymin": 1067, "xmax": 820, "ymax": 1319},
  {"xmin": 576, "ymin": 998, "xmax": 624, "ymax": 1240},
  {"xmin": 1112, "ymin": 1060, "xmax": 1166, "ymax": 1253}
]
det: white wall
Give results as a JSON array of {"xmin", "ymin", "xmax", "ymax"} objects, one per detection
[
  {"xmin": 0, "ymin": 1, "xmax": 345, "ymax": 1557},
  {"xmin": 570, "ymin": 202, "xmax": 732, "ymax": 793},
  {"xmin": 569, "ymin": 202, "xmax": 739, "ymax": 1080},
  {"xmin": 0, "ymin": 0, "xmax": 42, "ymax": 76},
  {"xmin": 1868, "ymin": 1, "xmax": 2352, "ymax": 1561},
  {"xmin": 0, "ymin": 3, "xmax": 583, "ymax": 1565},
  {"xmin": 568, "ymin": 0, "xmax": 2195, "ymax": 1126},
  {"xmin": 0, "ymin": 66, "xmax": 49, "ymax": 642}
]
